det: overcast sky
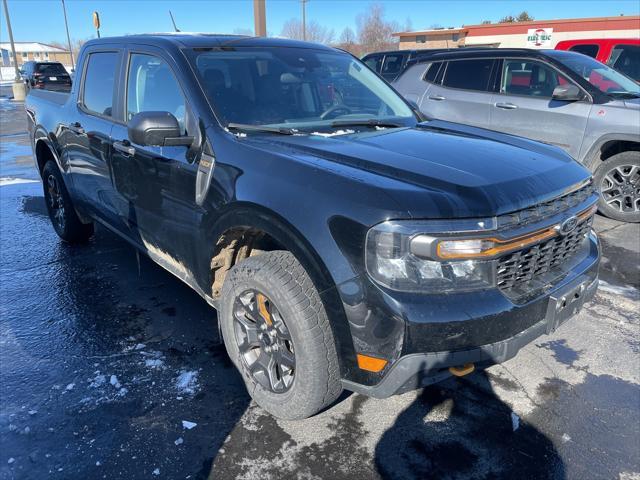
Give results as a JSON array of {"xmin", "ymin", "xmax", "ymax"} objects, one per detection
[{"xmin": 1, "ymin": 0, "xmax": 638, "ymax": 44}]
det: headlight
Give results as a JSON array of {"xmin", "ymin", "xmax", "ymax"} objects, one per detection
[{"xmin": 365, "ymin": 220, "xmax": 497, "ymax": 293}]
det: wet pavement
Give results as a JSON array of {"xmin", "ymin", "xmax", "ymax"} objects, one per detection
[{"xmin": 1, "ymin": 86, "xmax": 639, "ymax": 479}]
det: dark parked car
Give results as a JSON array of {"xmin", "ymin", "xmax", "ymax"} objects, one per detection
[
  {"xmin": 26, "ymin": 34, "xmax": 600, "ymax": 420},
  {"xmin": 20, "ymin": 61, "xmax": 72, "ymax": 92},
  {"xmin": 394, "ymin": 48, "xmax": 640, "ymax": 222},
  {"xmin": 361, "ymin": 49, "xmax": 452, "ymax": 81}
]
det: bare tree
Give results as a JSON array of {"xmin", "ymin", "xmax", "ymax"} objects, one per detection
[
  {"xmin": 481, "ymin": 20, "xmax": 492, "ymax": 24},
  {"xmin": 280, "ymin": 18, "xmax": 334, "ymax": 44},
  {"xmin": 499, "ymin": 11, "xmax": 534, "ymax": 23},
  {"xmin": 49, "ymin": 38, "xmax": 88, "ymax": 60},
  {"xmin": 335, "ymin": 26, "xmax": 361, "ymax": 55},
  {"xmin": 356, "ymin": 3, "xmax": 399, "ymax": 54}
]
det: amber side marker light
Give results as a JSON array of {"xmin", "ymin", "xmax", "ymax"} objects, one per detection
[
  {"xmin": 356, "ymin": 354, "xmax": 388, "ymax": 372},
  {"xmin": 449, "ymin": 363, "xmax": 475, "ymax": 377}
]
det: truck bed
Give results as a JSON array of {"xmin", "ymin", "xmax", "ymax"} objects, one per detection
[{"xmin": 27, "ymin": 89, "xmax": 70, "ymax": 106}]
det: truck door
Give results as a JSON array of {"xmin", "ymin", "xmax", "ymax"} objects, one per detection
[
  {"xmin": 110, "ymin": 48, "xmax": 203, "ymax": 271},
  {"xmin": 489, "ymin": 58, "xmax": 591, "ymax": 159},
  {"xmin": 64, "ymin": 47, "xmax": 123, "ymax": 228}
]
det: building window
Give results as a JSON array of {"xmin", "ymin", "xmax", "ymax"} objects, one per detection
[
  {"xmin": 452, "ymin": 33, "xmax": 459, "ymax": 41},
  {"xmin": 21, "ymin": 52, "xmax": 27, "ymax": 59},
  {"xmin": 416, "ymin": 35, "xmax": 426, "ymax": 43},
  {"xmin": 44, "ymin": 52, "xmax": 50, "ymax": 60},
  {"xmin": 34, "ymin": 52, "xmax": 40, "ymax": 59}
]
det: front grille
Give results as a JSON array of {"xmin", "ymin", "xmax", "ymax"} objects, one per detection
[
  {"xmin": 497, "ymin": 181, "xmax": 595, "ymax": 229},
  {"xmin": 497, "ymin": 218, "xmax": 592, "ymax": 292}
]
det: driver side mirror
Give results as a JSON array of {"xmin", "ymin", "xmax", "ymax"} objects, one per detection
[
  {"xmin": 552, "ymin": 84, "xmax": 583, "ymax": 102},
  {"xmin": 128, "ymin": 111, "xmax": 194, "ymax": 147}
]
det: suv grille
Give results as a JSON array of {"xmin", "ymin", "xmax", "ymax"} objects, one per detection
[
  {"xmin": 497, "ymin": 181, "xmax": 594, "ymax": 229},
  {"xmin": 497, "ymin": 217, "xmax": 592, "ymax": 292}
]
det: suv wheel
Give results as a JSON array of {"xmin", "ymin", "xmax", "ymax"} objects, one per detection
[
  {"xmin": 594, "ymin": 152, "xmax": 640, "ymax": 223},
  {"xmin": 42, "ymin": 161, "xmax": 95, "ymax": 242},
  {"xmin": 220, "ymin": 250, "xmax": 342, "ymax": 419}
]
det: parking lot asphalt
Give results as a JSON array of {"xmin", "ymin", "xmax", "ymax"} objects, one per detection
[{"xmin": 1, "ymin": 87, "xmax": 639, "ymax": 480}]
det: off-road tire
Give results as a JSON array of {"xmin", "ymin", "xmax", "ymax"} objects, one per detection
[
  {"xmin": 42, "ymin": 160, "xmax": 94, "ymax": 243},
  {"xmin": 593, "ymin": 152, "xmax": 640, "ymax": 223},
  {"xmin": 220, "ymin": 250, "xmax": 342, "ymax": 419}
]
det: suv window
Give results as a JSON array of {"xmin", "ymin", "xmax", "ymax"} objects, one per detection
[
  {"xmin": 569, "ymin": 44, "xmax": 599, "ymax": 59},
  {"xmin": 36, "ymin": 63, "xmax": 67, "ymax": 76},
  {"xmin": 423, "ymin": 62, "xmax": 442, "ymax": 83},
  {"xmin": 501, "ymin": 59, "xmax": 568, "ymax": 98},
  {"xmin": 609, "ymin": 44, "xmax": 640, "ymax": 81},
  {"xmin": 364, "ymin": 54, "xmax": 383, "ymax": 73},
  {"xmin": 442, "ymin": 59, "xmax": 493, "ymax": 91},
  {"xmin": 126, "ymin": 53, "xmax": 186, "ymax": 133},
  {"xmin": 82, "ymin": 52, "xmax": 118, "ymax": 117},
  {"xmin": 381, "ymin": 54, "xmax": 405, "ymax": 76}
]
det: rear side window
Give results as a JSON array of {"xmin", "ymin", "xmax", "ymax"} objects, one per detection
[
  {"xmin": 82, "ymin": 52, "xmax": 118, "ymax": 117},
  {"xmin": 609, "ymin": 44, "xmax": 640, "ymax": 81},
  {"xmin": 423, "ymin": 62, "xmax": 442, "ymax": 83},
  {"xmin": 364, "ymin": 54, "xmax": 383, "ymax": 73},
  {"xmin": 381, "ymin": 54, "xmax": 406, "ymax": 76},
  {"xmin": 569, "ymin": 44, "xmax": 599, "ymax": 59},
  {"xmin": 442, "ymin": 59, "xmax": 494, "ymax": 91}
]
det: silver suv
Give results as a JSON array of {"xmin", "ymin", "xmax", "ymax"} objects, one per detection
[{"xmin": 394, "ymin": 48, "xmax": 640, "ymax": 222}]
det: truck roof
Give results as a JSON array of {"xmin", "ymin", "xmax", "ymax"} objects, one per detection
[{"xmin": 83, "ymin": 33, "xmax": 337, "ymax": 51}]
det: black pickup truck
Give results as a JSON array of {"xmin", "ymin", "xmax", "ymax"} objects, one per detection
[{"xmin": 26, "ymin": 34, "xmax": 600, "ymax": 420}]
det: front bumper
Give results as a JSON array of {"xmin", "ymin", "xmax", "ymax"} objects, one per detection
[{"xmin": 341, "ymin": 231, "xmax": 600, "ymax": 397}]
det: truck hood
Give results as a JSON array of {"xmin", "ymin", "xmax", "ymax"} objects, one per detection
[{"xmin": 242, "ymin": 120, "xmax": 591, "ymax": 219}]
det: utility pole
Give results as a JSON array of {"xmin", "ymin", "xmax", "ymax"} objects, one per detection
[
  {"xmin": 61, "ymin": 0, "xmax": 75, "ymax": 71},
  {"xmin": 253, "ymin": 0, "xmax": 266, "ymax": 37},
  {"xmin": 2, "ymin": 0, "xmax": 25, "ymax": 100},
  {"xmin": 301, "ymin": 0, "xmax": 307, "ymax": 41}
]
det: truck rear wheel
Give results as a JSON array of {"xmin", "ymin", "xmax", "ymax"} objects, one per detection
[
  {"xmin": 219, "ymin": 250, "xmax": 342, "ymax": 419},
  {"xmin": 42, "ymin": 161, "xmax": 94, "ymax": 243},
  {"xmin": 594, "ymin": 152, "xmax": 640, "ymax": 223}
]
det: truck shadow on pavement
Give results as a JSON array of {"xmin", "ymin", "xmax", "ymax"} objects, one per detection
[{"xmin": 374, "ymin": 366, "xmax": 565, "ymax": 480}]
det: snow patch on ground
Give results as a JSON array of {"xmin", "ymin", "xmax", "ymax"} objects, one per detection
[
  {"xmin": 175, "ymin": 370, "xmax": 199, "ymax": 395},
  {"xmin": 598, "ymin": 280, "xmax": 638, "ymax": 299},
  {"xmin": 0, "ymin": 177, "xmax": 39, "ymax": 186}
]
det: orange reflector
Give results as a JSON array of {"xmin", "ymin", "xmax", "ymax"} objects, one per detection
[
  {"xmin": 256, "ymin": 293, "xmax": 272, "ymax": 326},
  {"xmin": 356, "ymin": 354, "xmax": 388, "ymax": 372},
  {"xmin": 449, "ymin": 363, "xmax": 475, "ymax": 377}
]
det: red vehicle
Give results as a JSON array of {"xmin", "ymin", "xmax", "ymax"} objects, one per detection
[{"xmin": 555, "ymin": 38, "xmax": 640, "ymax": 81}]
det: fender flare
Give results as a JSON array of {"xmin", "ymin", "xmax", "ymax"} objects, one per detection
[{"xmin": 582, "ymin": 133, "xmax": 640, "ymax": 171}]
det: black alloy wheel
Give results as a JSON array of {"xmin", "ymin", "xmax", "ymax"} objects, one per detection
[{"xmin": 233, "ymin": 289, "xmax": 296, "ymax": 393}]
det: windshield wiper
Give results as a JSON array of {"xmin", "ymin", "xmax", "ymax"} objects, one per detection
[
  {"xmin": 227, "ymin": 123, "xmax": 296, "ymax": 135},
  {"xmin": 329, "ymin": 119, "xmax": 405, "ymax": 129}
]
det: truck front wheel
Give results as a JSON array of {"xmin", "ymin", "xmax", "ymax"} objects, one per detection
[
  {"xmin": 594, "ymin": 152, "xmax": 640, "ymax": 223},
  {"xmin": 42, "ymin": 161, "xmax": 94, "ymax": 243},
  {"xmin": 220, "ymin": 250, "xmax": 342, "ymax": 419}
]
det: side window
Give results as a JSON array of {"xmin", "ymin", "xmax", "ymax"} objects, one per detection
[
  {"xmin": 501, "ymin": 59, "xmax": 570, "ymax": 98},
  {"xmin": 609, "ymin": 44, "xmax": 640, "ymax": 81},
  {"xmin": 569, "ymin": 44, "xmax": 599, "ymax": 59},
  {"xmin": 82, "ymin": 52, "xmax": 118, "ymax": 117},
  {"xmin": 423, "ymin": 62, "xmax": 442, "ymax": 83},
  {"xmin": 126, "ymin": 53, "xmax": 186, "ymax": 134},
  {"xmin": 381, "ymin": 54, "xmax": 405, "ymax": 76},
  {"xmin": 442, "ymin": 59, "xmax": 494, "ymax": 91},
  {"xmin": 364, "ymin": 54, "xmax": 383, "ymax": 73}
]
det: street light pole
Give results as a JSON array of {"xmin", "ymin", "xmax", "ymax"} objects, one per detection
[
  {"xmin": 2, "ymin": 0, "xmax": 20, "ymax": 80},
  {"xmin": 61, "ymin": 0, "xmax": 75, "ymax": 71},
  {"xmin": 2, "ymin": 0, "xmax": 25, "ymax": 100},
  {"xmin": 301, "ymin": 0, "xmax": 307, "ymax": 41}
]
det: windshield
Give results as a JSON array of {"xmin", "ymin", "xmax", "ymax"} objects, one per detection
[
  {"xmin": 187, "ymin": 47, "xmax": 416, "ymax": 130},
  {"xmin": 548, "ymin": 50, "xmax": 639, "ymax": 98}
]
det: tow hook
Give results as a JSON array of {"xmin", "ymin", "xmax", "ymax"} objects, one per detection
[{"xmin": 449, "ymin": 363, "xmax": 475, "ymax": 377}]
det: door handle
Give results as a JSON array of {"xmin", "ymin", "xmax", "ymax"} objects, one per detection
[
  {"xmin": 495, "ymin": 102, "xmax": 518, "ymax": 110},
  {"xmin": 68, "ymin": 122, "xmax": 85, "ymax": 134},
  {"xmin": 428, "ymin": 95, "xmax": 446, "ymax": 101},
  {"xmin": 113, "ymin": 140, "xmax": 136, "ymax": 156}
]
